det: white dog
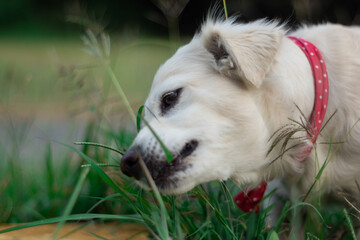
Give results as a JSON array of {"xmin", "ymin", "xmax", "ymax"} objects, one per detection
[{"xmin": 120, "ymin": 17, "xmax": 360, "ymax": 212}]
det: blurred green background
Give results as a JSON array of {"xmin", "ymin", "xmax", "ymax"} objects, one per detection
[{"xmin": 0, "ymin": 0, "xmax": 359, "ymax": 223}]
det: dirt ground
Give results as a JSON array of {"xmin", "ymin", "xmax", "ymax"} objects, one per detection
[{"xmin": 0, "ymin": 223, "xmax": 148, "ymax": 240}]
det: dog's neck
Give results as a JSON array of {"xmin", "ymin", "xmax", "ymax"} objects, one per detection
[{"xmin": 255, "ymin": 37, "xmax": 318, "ymax": 180}]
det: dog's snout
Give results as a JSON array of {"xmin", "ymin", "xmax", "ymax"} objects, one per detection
[{"xmin": 120, "ymin": 147, "xmax": 142, "ymax": 180}]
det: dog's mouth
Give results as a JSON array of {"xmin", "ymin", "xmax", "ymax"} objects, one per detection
[
  {"xmin": 145, "ymin": 154, "xmax": 188, "ymax": 187},
  {"xmin": 144, "ymin": 140, "xmax": 199, "ymax": 189},
  {"xmin": 121, "ymin": 140, "xmax": 199, "ymax": 191}
]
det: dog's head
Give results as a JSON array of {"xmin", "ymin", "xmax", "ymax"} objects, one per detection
[{"xmin": 120, "ymin": 19, "xmax": 286, "ymax": 194}]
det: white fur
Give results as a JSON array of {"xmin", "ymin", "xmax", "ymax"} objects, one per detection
[{"xmin": 131, "ymin": 18, "xmax": 360, "ymax": 202}]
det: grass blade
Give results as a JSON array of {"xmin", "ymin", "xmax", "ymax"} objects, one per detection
[
  {"xmin": 287, "ymin": 202, "xmax": 326, "ymax": 224},
  {"xmin": 142, "ymin": 118, "xmax": 173, "ymax": 162},
  {"xmin": 74, "ymin": 142, "xmax": 124, "ymax": 155},
  {"xmin": 90, "ymin": 232, "xmax": 109, "ymax": 240},
  {"xmin": 267, "ymin": 230, "xmax": 280, "ymax": 240},
  {"xmin": 274, "ymin": 201, "xmax": 290, "ymax": 232},
  {"xmin": 86, "ymin": 193, "xmax": 121, "ymax": 214},
  {"xmin": 303, "ymin": 118, "xmax": 360, "ymax": 202},
  {"xmin": 138, "ymin": 158, "xmax": 170, "ymax": 240},
  {"xmin": 81, "ymin": 163, "xmax": 120, "ymax": 168},
  {"xmin": 45, "ymin": 143, "xmax": 55, "ymax": 199},
  {"xmin": 302, "ymin": 138, "xmax": 332, "ymax": 202},
  {"xmin": 195, "ymin": 188, "xmax": 238, "ymax": 239},
  {"xmin": 58, "ymin": 222, "xmax": 92, "ymax": 239},
  {"xmin": 223, "ymin": 0, "xmax": 228, "ymax": 19},
  {"xmin": 104, "ymin": 64, "xmax": 136, "ymax": 123},
  {"xmin": 52, "ymin": 167, "xmax": 90, "ymax": 240},
  {"xmin": 246, "ymin": 212, "xmax": 258, "ymax": 240},
  {"xmin": 137, "ymin": 105, "xmax": 144, "ymax": 133},
  {"xmin": 343, "ymin": 209, "xmax": 357, "ymax": 240},
  {"xmin": 57, "ymin": 142, "xmax": 134, "ymax": 205},
  {"xmin": 343, "ymin": 196, "xmax": 360, "ymax": 214}
]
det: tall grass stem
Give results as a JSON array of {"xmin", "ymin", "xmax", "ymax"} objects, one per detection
[
  {"xmin": 343, "ymin": 209, "xmax": 357, "ymax": 240},
  {"xmin": 104, "ymin": 64, "xmax": 136, "ymax": 124},
  {"xmin": 303, "ymin": 118, "xmax": 360, "ymax": 201},
  {"xmin": 223, "ymin": 0, "xmax": 228, "ymax": 19},
  {"xmin": 138, "ymin": 158, "xmax": 170, "ymax": 240},
  {"xmin": 52, "ymin": 167, "xmax": 90, "ymax": 240}
]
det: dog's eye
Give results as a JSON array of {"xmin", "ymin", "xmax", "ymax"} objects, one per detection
[{"xmin": 161, "ymin": 88, "xmax": 182, "ymax": 114}]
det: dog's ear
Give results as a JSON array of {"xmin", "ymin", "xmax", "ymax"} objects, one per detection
[{"xmin": 202, "ymin": 20, "xmax": 284, "ymax": 88}]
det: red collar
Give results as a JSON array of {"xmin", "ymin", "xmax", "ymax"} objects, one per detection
[
  {"xmin": 234, "ymin": 37, "xmax": 329, "ymax": 213},
  {"xmin": 288, "ymin": 36, "xmax": 329, "ymax": 142}
]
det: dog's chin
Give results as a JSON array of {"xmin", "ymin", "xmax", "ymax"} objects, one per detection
[
  {"xmin": 134, "ymin": 162, "xmax": 197, "ymax": 195},
  {"xmin": 133, "ymin": 153, "xmax": 195, "ymax": 193},
  {"xmin": 135, "ymin": 178, "xmax": 196, "ymax": 195}
]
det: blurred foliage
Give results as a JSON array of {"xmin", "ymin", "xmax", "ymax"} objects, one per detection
[{"xmin": 0, "ymin": 0, "xmax": 359, "ymax": 39}]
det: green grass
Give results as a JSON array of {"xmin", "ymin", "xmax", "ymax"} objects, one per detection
[
  {"xmin": 0, "ymin": 32, "xmax": 174, "ymax": 225},
  {"xmin": 1, "ymin": 28, "xmax": 360, "ymax": 240}
]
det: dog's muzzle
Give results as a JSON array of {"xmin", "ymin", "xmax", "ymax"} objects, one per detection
[{"xmin": 120, "ymin": 140, "xmax": 199, "ymax": 182}]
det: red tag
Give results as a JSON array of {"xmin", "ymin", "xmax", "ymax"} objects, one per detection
[{"xmin": 234, "ymin": 182, "xmax": 267, "ymax": 213}]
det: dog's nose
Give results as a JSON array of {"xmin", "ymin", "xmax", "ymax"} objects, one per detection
[{"xmin": 120, "ymin": 146, "xmax": 142, "ymax": 180}]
